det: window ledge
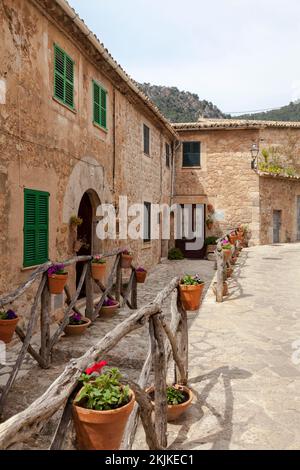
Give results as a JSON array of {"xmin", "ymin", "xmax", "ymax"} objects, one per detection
[
  {"xmin": 142, "ymin": 242, "xmax": 152, "ymax": 249},
  {"xmin": 181, "ymin": 166, "xmax": 202, "ymax": 170},
  {"xmin": 21, "ymin": 264, "xmax": 44, "ymax": 272},
  {"xmin": 52, "ymin": 96, "xmax": 77, "ymax": 114},
  {"xmin": 93, "ymin": 122, "xmax": 108, "ymax": 133},
  {"xmin": 143, "ymin": 152, "xmax": 151, "ymax": 158}
]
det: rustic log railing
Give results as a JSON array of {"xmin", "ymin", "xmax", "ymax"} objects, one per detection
[
  {"xmin": 215, "ymin": 227, "xmax": 244, "ymax": 303},
  {"xmin": 0, "ymin": 249, "xmax": 138, "ymax": 414},
  {"xmin": 0, "ymin": 277, "xmax": 188, "ymax": 451}
]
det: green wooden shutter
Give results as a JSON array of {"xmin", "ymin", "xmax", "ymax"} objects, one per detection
[
  {"xmin": 24, "ymin": 189, "xmax": 49, "ymax": 267},
  {"xmin": 54, "ymin": 45, "xmax": 74, "ymax": 109},
  {"xmin": 93, "ymin": 81, "xmax": 107, "ymax": 129}
]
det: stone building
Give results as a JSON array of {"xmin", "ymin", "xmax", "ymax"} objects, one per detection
[
  {"xmin": 173, "ymin": 119, "xmax": 300, "ymax": 255},
  {"xmin": 1, "ymin": 0, "xmax": 300, "ymax": 308},
  {"xmin": 0, "ymin": 0, "xmax": 177, "ymax": 301}
]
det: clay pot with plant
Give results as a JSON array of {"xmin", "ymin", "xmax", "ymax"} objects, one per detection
[
  {"xmin": 73, "ymin": 363, "xmax": 135, "ymax": 450},
  {"xmin": 205, "ymin": 236, "xmax": 218, "ymax": 255},
  {"xmin": 120, "ymin": 249, "xmax": 133, "ymax": 269},
  {"xmin": 100, "ymin": 298, "xmax": 119, "ymax": 317},
  {"xmin": 0, "ymin": 309, "xmax": 19, "ymax": 344},
  {"xmin": 221, "ymin": 241, "xmax": 232, "ymax": 262},
  {"xmin": 91, "ymin": 256, "xmax": 106, "ymax": 282},
  {"xmin": 47, "ymin": 264, "xmax": 68, "ymax": 295},
  {"xmin": 229, "ymin": 232, "xmax": 238, "ymax": 245},
  {"xmin": 135, "ymin": 266, "xmax": 147, "ymax": 283},
  {"xmin": 179, "ymin": 274, "xmax": 205, "ymax": 311},
  {"xmin": 206, "ymin": 216, "xmax": 214, "ymax": 231},
  {"xmin": 147, "ymin": 384, "xmax": 193, "ymax": 422},
  {"xmin": 63, "ymin": 311, "xmax": 91, "ymax": 337}
]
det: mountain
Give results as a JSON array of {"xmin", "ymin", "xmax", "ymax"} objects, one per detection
[
  {"xmin": 237, "ymin": 101, "xmax": 300, "ymax": 121},
  {"xmin": 138, "ymin": 83, "xmax": 228, "ymax": 123}
]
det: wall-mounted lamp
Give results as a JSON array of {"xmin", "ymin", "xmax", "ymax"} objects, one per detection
[{"xmin": 251, "ymin": 143, "xmax": 259, "ymax": 169}]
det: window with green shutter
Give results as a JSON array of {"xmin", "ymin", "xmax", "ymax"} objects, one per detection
[
  {"xmin": 24, "ymin": 189, "xmax": 49, "ymax": 267},
  {"xmin": 54, "ymin": 44, "xmax": 74, "ymax": 109},
  {"xmin": 93, "ymin": 81, "xmax": 107, "ymax": 129}
]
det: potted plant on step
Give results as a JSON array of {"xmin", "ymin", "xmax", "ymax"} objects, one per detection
[
  {"xmin": 72, "ymin": 362, "xmax": 135, "ymax": 450},
  {"xmin": 47, "ymin": 264, "xmax": 68, "ymax": 294},
  {"xmin": 135, "ymin": 266, "xmax": 147, "ymax": 283},
  {"xmin": 91, "ymin": 256, "xmax": 106, "ymax": 282},
  {"xmin": 100, "ymin": 298, "xmax": 119, "ymax": 317},
  {"xmin": 206, "ymin": 215, "xmax": 214, "ymax": 231},
  {"xmin": 120, "ymin": 249, "xmax": 133, "ymax": 269},
  {"xmin": 221, "ymin": 241, "xmax": 232, "ymax": 262},
  {"xmin": 147, "ymin": 384, "xmax": 193, "ymax": 422},
  {"xmin": 63, "ymin": 311, "xmax": 91, "ymax": 337},
  {"xmin": 229, "ymin": 231, "xmax": 238, "ymax": 245},
  {"xmin": 205, "ymin": 236, "xmax": 218, "ymax": 254},
  {"xmin": 0, "ymin": 309, "xmax": 19, "ymax": 344},
  {"xmin": 179, "ymin": 274, "xmax": 205, "ymax": 311}
]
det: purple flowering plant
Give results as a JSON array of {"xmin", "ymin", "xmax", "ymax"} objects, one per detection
[
  {"xmin": 103, "ymin": 298, "xmax": 118, "ymax": 307},
  {"xmin": 69, "ymin": 311, "xmax": 85, "ymax": 325},
  {"xmin": 47, "ymin": 263, "xmax": 66, "ymax": 276},
  {"xmin": 0, "ymin": 309, "xmax": 17, "ymax": 320},
  {"xmin": 136, "ymin": 266, "xmax": 146, "ymax": 272}
]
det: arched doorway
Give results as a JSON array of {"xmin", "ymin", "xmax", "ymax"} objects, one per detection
[{"xmin": 76, "ymin": 192, "xmax": 93, "ymax": 298}]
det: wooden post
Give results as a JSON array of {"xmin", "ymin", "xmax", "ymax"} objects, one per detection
[
  {"xmin": 131, "ymin": 270, "xmax": 138, "ymax": 310},
  {"xmin": 85, "ymin": 262, "xmax": 94, "ymax": 320},
  {"xmin": 40, "ymin": 275, "xmax": 51, "ymax": 368},
  {"xmin": 216, "ymin": 241, "xmax": 224, "ymax": 303},
  {"xmin": 115, "ymin": 257, "xmax": 122, "ymax": 303},
  {"xmin": 150, "ymin": 315, "xmax": 167, "ymax": 449}
]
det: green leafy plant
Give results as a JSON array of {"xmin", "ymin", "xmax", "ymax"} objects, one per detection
[
  {"xmin": 204, "ymin": 236, "xmax": 218, "ymax": 246},
  {"xmin": 166, "ymin": 386, "xmax": 186, "ymax": 405},
  {"xmin": 285, "ymin": 167, "xmax": 296, "ymax": 177},
  {"xmin": 168, "ymin": 247, "xmax": 184, "ymax": 260},
  {"xmin": 181, "ymin": 274, "xmax": 203, "ymax": 286},
  {"xmin": 74, "ymin": 366, "xmax": 130, "ymax": 411},
  {"xmin": 70, "ymin": 215, "xmax": 83, "ymax": 226}
]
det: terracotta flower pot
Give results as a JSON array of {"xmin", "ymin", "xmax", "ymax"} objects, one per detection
[
  {"xmin": 227, "ymin": 267, "xmax": 233, "ymax": 278},
  {"xmin": 222, "ymin": 249, "xmax": 232, "ymax": 262},
  {"xmin": 229, "ymin": 234, "xmax": 238, "ymax": 244},
  {"xmin": 121, "ymin": 254, "xmax": 133, "ymax": 269},
  {"xmin": 206, "ymin": 244, "xmax": 217, "ymax": 254},
  {"xmin": 206, "ymin": 222, "xmax": 213, "ymax": 230},
  {"xmin": 48, "ymin": 273, "xmax": 68, "ymax": 295},
  {"xmin": 136, "ymin": 270, "xmax": 147, "ymax": 283},
  {"xmin": 147, "ymin": 385, "xmax": 193, "ymax": 422},
  {"xmin": 73, "ymin": 389, "xmax": 135, "ymax": 450},
  {"xmin": 91, "ymin": 263, "xmax": 106, "ymax": 282},
  {"xmin": 0, "ymin": 316, "xmax": 19, "ymax": 344},
  {"xmin": 63, "ymin": 317, "xmax": 91, "ymax": 336},
  {"xmin": 237, "ymin": 232, "xmax": 244, "ymax": 241},
  {"xmin": 100, "ymin": 302, "xmax": 120, "ymax": 317},
  {"xmin": 179, "ymin": 283, "xmax": 205, "ymax": 311},
  {"xmin": 231, "ymin": 256, "xmax": 237, "ymax": 265}
]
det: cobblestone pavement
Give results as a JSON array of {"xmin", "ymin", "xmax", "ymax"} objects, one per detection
[
  {"xmin": 0, "ymin": 257, "xmax": 214, "ymax": 449},
  {"xmin": 135, "ymin": 243, "xmax": 300, "ymax": 450}
]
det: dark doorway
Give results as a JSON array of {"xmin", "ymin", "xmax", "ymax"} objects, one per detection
[
  {"xmin": 175, "ymin": 204, "xmax": 206, "ymax": 259},
  {"xmin": 273, "ymin": 210, "xmax": 282, "ymax": 244},
  {"xmin": 76, "ymin": 192, "xmax": 93, "ymax": 298}
]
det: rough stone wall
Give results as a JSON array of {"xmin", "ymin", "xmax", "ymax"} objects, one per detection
[
  {"xmin": 0, "ymin": 0, "xmax": 172, "ymax": 321},
  {"xmin": 259, "ymin": 176, "xmax": 300, "ymax": 244},
  {"xmin": 174, "ymin": 128, "xmax": 261, "ymax": 244}
]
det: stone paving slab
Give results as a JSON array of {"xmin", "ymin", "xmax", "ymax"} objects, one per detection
[{"xmin": 134, "ymin": 243, "xmax": 300, "ymax": 450}]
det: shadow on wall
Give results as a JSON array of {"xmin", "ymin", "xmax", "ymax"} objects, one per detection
[{"xmin": 168, "ymin": 366, "xmax": 252, "ymax": 450}]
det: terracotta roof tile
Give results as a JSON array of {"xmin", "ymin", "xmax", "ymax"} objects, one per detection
[{"xmin": 173, "ymin": 119, "xmax": 300, "ymax": 130}]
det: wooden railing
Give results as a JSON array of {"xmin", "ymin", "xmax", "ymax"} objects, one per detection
[
  {"xmin": 0, "ymin": 249, "xmax": 138, "ymax": 414},
  {"xmin": 0, "ymin": 277, "xmax": 188, "ymax": 451},
  {"xmin": 215, "ymin": 228, "xmax": 245, "ymax": 303}
]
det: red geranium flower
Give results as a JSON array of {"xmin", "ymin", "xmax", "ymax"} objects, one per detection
[{"xmin": 85, "ymin": 360, "xmax": 107, "ymax": 375}]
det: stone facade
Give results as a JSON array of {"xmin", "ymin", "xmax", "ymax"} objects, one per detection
[{"xmin": 0, "ymin": 0, "xmax": 175, "ymax": 314}]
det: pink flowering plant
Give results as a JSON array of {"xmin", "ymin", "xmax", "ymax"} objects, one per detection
[
  {"xmin": 0, "ymin": 309, "xmax": 17, "ymax": 320},
  {"xmin": 181, "ymin": 274, "xmax": 204, "ymax": 285},
  {"xmin": 92, "ymin": 255, "xmax": 106, "ymax": 265},
  {"xmin": 74, "ymin": 361, "xmax": 130, "ymax": 411},
  {"xmin": 122, "ymin": 248, "xmax": 133, "ymax": 256},
  {"xmin": 47, "ymin": 263, "xmax": 67, "ymax": 275}
]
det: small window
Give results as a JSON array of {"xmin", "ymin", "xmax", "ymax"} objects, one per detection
[
  {"xmin": 182, "ymin": 141, "xmax": 201, "ymax": 167},
  {"xmin": 166, "ymin": 143, "xmax": 170, "ymax": 167},
  {"xmin": 143, "ymin": 202, "xmax": 151, "ymax": 242},
  {"xmin": 54, "ymin": 44, "xmax": 74, "ymax": 109},
  {"xmin": 143, "ymin": 124, "xmax": 150, "ymax": 155},
  {"xmin": 93, "ymin": 81, "xmax": 107, "ymax": 129},
  {"xmin": 24, "ymin": 189, "xmax": 49, "ymax": 267}
]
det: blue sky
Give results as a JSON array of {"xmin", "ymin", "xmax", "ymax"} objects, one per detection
[{"xmin": 69, "ymin": 0, "xmax": 300, "ymax": 114}]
